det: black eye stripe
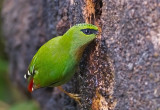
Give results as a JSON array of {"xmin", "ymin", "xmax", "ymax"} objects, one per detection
[{"xmin": 81, "ymin": 29, "xmax": 98, "ymax": 35}]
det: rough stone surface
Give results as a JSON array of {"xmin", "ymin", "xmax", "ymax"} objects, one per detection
[{"xmin": 102, "ymin": 0, "xmax": 160, "ymax": 110}]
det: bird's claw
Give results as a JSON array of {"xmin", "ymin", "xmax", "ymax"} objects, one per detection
[{"xmin": 68, "ymin": 93, "xmax": 81, "ymax": 106}]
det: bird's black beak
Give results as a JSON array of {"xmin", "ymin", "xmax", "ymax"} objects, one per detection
[{"xmin": 95, "ymin": 30, "xmax": 99, "ymax": 35}]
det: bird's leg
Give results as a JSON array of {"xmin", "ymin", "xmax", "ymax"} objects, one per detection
[{"xmin": 57, "ymin": 86, "xmax": 81, "ymax": 105}]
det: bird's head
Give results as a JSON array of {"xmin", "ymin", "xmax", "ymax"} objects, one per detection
[{"xmin": 64, "ymin": 23, "xmax": 98, "ymax": 46}]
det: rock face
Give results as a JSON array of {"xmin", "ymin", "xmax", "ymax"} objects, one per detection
[{"xmin": 2, "ymin": 0, "xmax": 160, "ymax": 110}]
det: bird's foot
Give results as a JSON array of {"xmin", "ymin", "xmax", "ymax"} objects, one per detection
[
  {"xmin": 57, "ymin": 86, "xmax": 81, "ymax": 105},
  {"xmin": 67, "ymin": 93, "xmax": 81, "ymax": 105}
]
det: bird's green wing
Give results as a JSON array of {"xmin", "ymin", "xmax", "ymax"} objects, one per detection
[{"xmin": 28, "ymin": 36, "xmax": 68, "ymax": 87}]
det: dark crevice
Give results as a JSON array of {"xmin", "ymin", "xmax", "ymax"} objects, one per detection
[{"xmin": 94, "ymin": 0, "xmax": 103, "ymax": 20}]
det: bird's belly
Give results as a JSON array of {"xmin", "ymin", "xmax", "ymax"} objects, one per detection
[{"xmin": 50, "ymin": 63, "xmax": 77, "ymax": 86}]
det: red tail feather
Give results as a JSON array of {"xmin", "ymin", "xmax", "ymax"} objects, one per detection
[{"xmin": 28, "ymin": 78, "xmax": 33, "ymax": 92}]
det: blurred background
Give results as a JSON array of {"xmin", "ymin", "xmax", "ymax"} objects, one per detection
[{"xmin": 0, "ymin": 1, "xmax": 39, "ymax": 110}]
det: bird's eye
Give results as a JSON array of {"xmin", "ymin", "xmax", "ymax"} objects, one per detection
[{"xmin": 81, "ymin": 29, "xmax": 98, "ymax": 35}]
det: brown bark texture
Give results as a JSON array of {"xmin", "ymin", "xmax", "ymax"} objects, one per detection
[{"xmin": 2, "ymin": 0, "xmax": 160, "ymax": 110}]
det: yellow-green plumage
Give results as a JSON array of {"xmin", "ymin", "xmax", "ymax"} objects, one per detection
[{"xmin": 25, "ymin": 23, "xmax": 98, "ymax": 92}]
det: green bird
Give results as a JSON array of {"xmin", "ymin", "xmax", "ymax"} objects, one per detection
[{"xmin": 24, "ymin": 23, "xmax": 98, "ymax": 101}]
